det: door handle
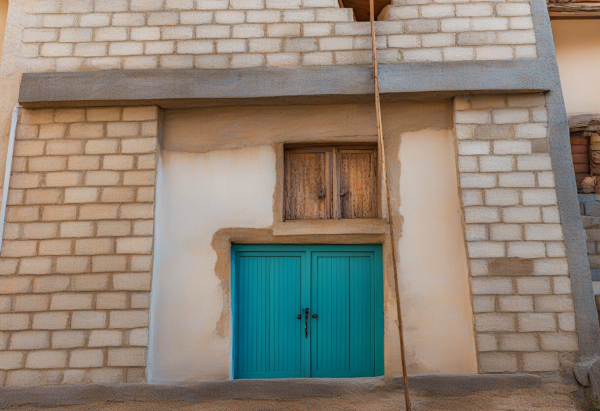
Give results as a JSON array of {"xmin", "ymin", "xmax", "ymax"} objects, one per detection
[
  {"xmin": 312, "ymin": 314, "xmax": 318, "ymax": 319},
  {"xmin": 303, "ymin": 308, "xmax": 309, "ymax": 338}
]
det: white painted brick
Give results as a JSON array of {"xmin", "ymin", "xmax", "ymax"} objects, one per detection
[
  {"xmin": 268, "ymin": 23, "xmax": 301, "ymax": 37},
  {"xmin": 455, "ymin": 110, "xmax": 491, "ymax": 124},
  {"xmin": 507, "ymin": 241, "xmax": 546, "ymax": 258},
  {"xmin": 69, "ymin": 349, "xmax": 104, "ymax": 368},
  {"xmin": 476, "ymin": 46, "xmax": 513, "ymax": 61},
  {"xmin": 319, "ymin": 37, "xmax": 353, "ymax": 51},
  {"xmin": 522, "ymin": 189, "xmax": 557, "ymax": 206},
  {"xmin": 471, "ymin": 277, "xmax": 513, "ymax": 295},
  {"xmin": 531, "ymin": 107, "xmax": 548, "ymax": 123},
  {"xmin": 537, "ymin": 172, "xmax": 555, "ymax": 187},
  {"xmin": 533, "ymin": 258, "xmax": 569, "ymax": 276},
  {"xmin": 109, "ymin": 42, "xmax": 144, "ymax": 56},
  {"xmin": 464, "ymin": 207, "xmax": 500, "ymax": 223},
  {"xmin": 388, "ymin": 35, "xmax": 421, "ymax": 48},
  {"xmin": 162, "ymin": 26, "xmax": 194, "ymax": 40},
  {"xmin": 59, "ymin": 28, "xmax": 93, "ymax": 43},
  {"xmin": 249, "ymin": 38, "xmax": 282, "ymax": 53},
  {"xmin": 460, "ymin": 173, "xmax": 496, "ymax": 188},
  {"xmin": 315, "ymin": 8, "xmax": 353, "ymax": 22},
  {"xmin": 542, "ymin": 206, "xmax": 561, "ymax": 223},
  {"xmin": 477, "ymin": 334, "xmax": 498, "ymax": 351},
  {"xmin": 231, "ymin": 0, "xmax": 264, "ymax": 8},
  {"xmin": 160, "ymin": 55, "xmax": 193, "ymax": 69},
  {"xmin": 95, "ymin": 27, "xmax": 127, "ymax": 42},
  {"xmin": 518, "ymin": 313, "xmax": 556, "ymax": 331},
  {"xmin": 479, "ymin": 352, "xmax": 517, "ymax": 373},
  {"xmin": 516, "ymin": 277, "xmax": 551, "ymax": 294},
  {"xmin": 497, "ymin": 3, "xmax": 532, "ymax": 16},
  {"xmin": 404, "ymin": 48, "xmax": 443, "ymax": 62},
  {"xmin": 268, "ymin": 0, "xmax": 301, "ymax": 8},
  {"xmin": 388, "ymin": 6, "xmax": 419, "ymax": 19},
  {"xmin": 231, "ymin": 54, "xmax": 265, "ymax": 68},
  {"xmin": 216, "ymin": 39, "xmax": 247, "ymax": 53},
  {"xmin": 475, "ymin": 313, "xmax": 515, "ymax": 332},
  {"xmin": 177, "ymin": 40, "xmax": 214, "ymax": 54},
  {"xmin": 510, "ymin": 17, "xmax": 534, "ymax": 30},
  {"xmin": 462, "ymin": 189, "xmax": 483, "ymax": 206},
  {"xmin": 303, "ymin": 23, "xmax": 333, "ymax": 37},
  {"xmin": 456, "ymin": 4, "xmax": 493, "ymax": 17},
  {"xmin": 40, "ymin": 43, "xmax": 73, "ymax": 57},
  {"xmin": 498, "ymin": 172, "xmax": 536, "ymax": 188},
  {"xmin": 112, "ymin": 13, "xmax": 146, "ymax": 27},
  {"xmin": 517, "ymin": 155, "xmax": 552, "ymax": 171},
  {"xmin": 485, "ymin": 189, "xmax": 519, "ymax": 206},
  {"xmin": 441, "ymin": 18, "xmax": 471, "ymax": 33},
  {"xmin": 493, "ymin": 109, "xmax": 529, "ymax": 124},
  {"xmin": 131, "ymin": 27, "xmax": 161, "ymax": 41},
  {"xmin": 196, "ymin": 25, "xmax": 231, "ymax": 39},
  {"xmin": 553, "ymin": 277, "xmax": 571, "ymax": 294},
  {"xmin": 467, "ymin": 242, "xmax": 506, "ymax": 258},
  {"xmin": 472, "ymin": 17, "xmax": 508, "ymax": 31},
  {"xmin": 421, "ymin": 33, "xmax": 455, "ymax": 47},
  {"xmin": 515, "ymin": 45, "xmax": 537, "ymax": 59},
  {"xmin": 470, "ymin": 259, "xmax": 489, "ymax": 276},
  {"xmin": 196, "ymin": 0, "xmax": 228, "ymax": 9},
  {"xmin": 23, "ymin": 29, "xmax": 58, "ymax": 43},
  {"xmin": 458, "ymin": 141, "xmax": 490, "ymax": 155},
  {"xmin": 284, "ymin": 10, "xmax": 315, "ymax": 22},
  {"xmin": 546, "ymin": 242, "xmax": 566, "ymax": 258},
  {"xmin": 180, "ymin": 11, "xmax": 213, "ymax": 25},
  {"xmin": 458, "ymin": 156, "xmax": 478, "ymax": 172},
  {"xmin": 131, "ymin": 0, "xmax": 163, "ymax": 11},
  {"xmin": 215, "ymin": 11, "xmax": 245, "ymax": 24},
  {"xmin": 497, "ymin": 30, "xmax": 536, "ymax": 45},
  {"xmin": 490, "ymin": 224, "xmax": 522, "ymax": 241},
  {"xmin": 444, "ymin": 47, "xmax": 474, "ymax": 61},
  {"xmin": 479, "ymin": 156, "xmax": 514, "ymax": 172},
  {"xmin": 455, "ymin": 124, "xmax": 476, "ymax": 140},
  {"xmin": 558, "ymin": 313, "xmax": 576, "ymax": 331},
  {"xmin": 498, "ymin": 295, "xmax": 533, "ymax": 312},
  {"xmin": 146, "ymin": 41, "xmax": 175, "ymax": 55},
  {"xmin": 534, "ymin": 295, "xmax": 573, "ymax": 312},
  {"xmin": 493, "ymin": 140, "xmax": 531, "ymax": 155},
  {"xmin": 43, "ymin": 14, "xmax": 77, "ymax": 28},
  {"xmin": 421, "ymin": 4, "xmax": 455, "ymax": 18},
  {"xmin": 499, "ymin": 334, "xmax": 538, "ymax": 351},
  {"xmin": 246, "ymin": 11, "xmax": 281, "ymax": 23},
  {"xmin": 473, "ymin": 296, "xmax": 495, "ymax": 313},
  {"xmin": 302, "ymin": 51, "xmax": 334, "ymax": 66},
  {"xmin": 286, "ymin": 38, "xmax": 318, "ymax": 52},
  {"xmin": 466, "ymin": 225, "xmax": 487, "ymax": 241},
  {"xmin": 335, "ymin": 22, "xmax": 371, "ymax": 36}
]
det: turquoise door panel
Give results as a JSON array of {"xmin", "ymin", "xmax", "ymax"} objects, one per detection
[
  {"xmin": 311, "ymin": 253, "xmax": 374, "ymax": 378},
  {"xmin": 234, "ymin": 252, "xmax": 306, "ymax": 379},
  {"xmin": 232, "ymin": 245, "xmax": 383, "ymax": 379}
]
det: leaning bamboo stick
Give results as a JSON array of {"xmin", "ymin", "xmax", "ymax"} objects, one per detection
[{"xmin": 368, "ymin": 1, "xmax": 412, "ymax": 410}]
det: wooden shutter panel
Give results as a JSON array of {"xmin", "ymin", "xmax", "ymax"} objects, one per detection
[
  {"xmin": 285, "ymin": 149, "xmax": 331, "ymax": 220},
  {"xmin": 336, "ymin": 149, "xmax": 377, "ymax": 219}
]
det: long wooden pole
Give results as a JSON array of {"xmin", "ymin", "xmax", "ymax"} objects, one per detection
[{"xmin": 368, "ymin": 2, "xmax": 411, "ymax": 410}]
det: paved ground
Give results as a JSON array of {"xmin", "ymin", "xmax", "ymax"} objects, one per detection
[{"xmin": 3, "ymin": 387, "xmax": 586, "ymax": 411}]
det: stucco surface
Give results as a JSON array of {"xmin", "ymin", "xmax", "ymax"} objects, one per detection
[
  {"xmin": 551, "ymin": 20, "xmax": 600, "ymax": 116},
  {"xmin": 149, "ymin": 146, "xmax": 277, "ymax": 382},
  {"xmin": 398, "ymin": 129, "xmax": 477, "ymax": 374}
]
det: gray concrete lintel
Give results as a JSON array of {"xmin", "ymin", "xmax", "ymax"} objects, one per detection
[
  {"xmin": 18, "ymin": 59, "xmax": 553, "ymax": 109},
  {"xmin": 0, "ymin": 374, "xmax": 541, "ymax": 408}
]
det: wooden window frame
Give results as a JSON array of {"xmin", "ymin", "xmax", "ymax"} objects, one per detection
[{"xmin": 284, "ymin": 143, "xmax": 380, "ymax": 221}]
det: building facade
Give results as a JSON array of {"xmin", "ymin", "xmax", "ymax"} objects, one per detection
[{"xmin": 0, "ymin": 0, "xmax": 597, "ymax": 393}]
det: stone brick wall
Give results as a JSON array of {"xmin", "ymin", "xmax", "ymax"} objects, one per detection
[
  {"xmin": 579, "ymin": 195, "xmax": 600, "ymax": 286},
  {"xmin": 0, "ymin": 107, "xmax": 157, "ymax": 386},
  {"xmin": 16, "ymin": 0, "xmax": 536, "ymax": 72},
  {"xmin": 455, "ymin": 94, "xmax": 579, "ymax": 374}
]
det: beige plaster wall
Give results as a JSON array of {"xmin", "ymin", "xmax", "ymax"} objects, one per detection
[
  {"xmin": 0, "ymin": 0, "xmax": 8, "ymax": 66},
  {"xmin": 148, "ymin": 146, "xmax": 277, "ymax": 382},
  {"xmin": 398, "ymin": 129, "xmax": 477, "ymax": 374},
  {"xmin": 551, "ymin": 19, "xmax": 600, "ymax": 115},
  {"xmin": 149, "ymin": 101, "xmax": 476, "ymax": 381}
]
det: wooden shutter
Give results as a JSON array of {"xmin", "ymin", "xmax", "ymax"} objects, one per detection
[
  {"xmin": 284, "ymin": 145, "xmax": 377, "ymax": 220},
  {"xmin": 285, "ymin": 149, "xmax": 332, "ymax": 220},
  {"xmin": 335, "ymin": 149, "xmax": 377, "ymax": 219}
]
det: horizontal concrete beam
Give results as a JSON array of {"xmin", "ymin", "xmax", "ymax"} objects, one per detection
[
  {"xmin": 0, "ymin": 374, "xmax": 541, "ymax": 408},
  {"xmin": 19, "ymin": 59, "xmax": 554, "ymax": 109}
]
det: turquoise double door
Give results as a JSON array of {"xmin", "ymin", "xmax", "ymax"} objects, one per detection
[{"xmin": 232, "ymin": 245, "xmax": 383, "ymax": 379}]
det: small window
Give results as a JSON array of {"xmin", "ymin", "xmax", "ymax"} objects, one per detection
[{"xmin": 284, "ymin": 145, "xmax": 378, "ymax": 220}]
